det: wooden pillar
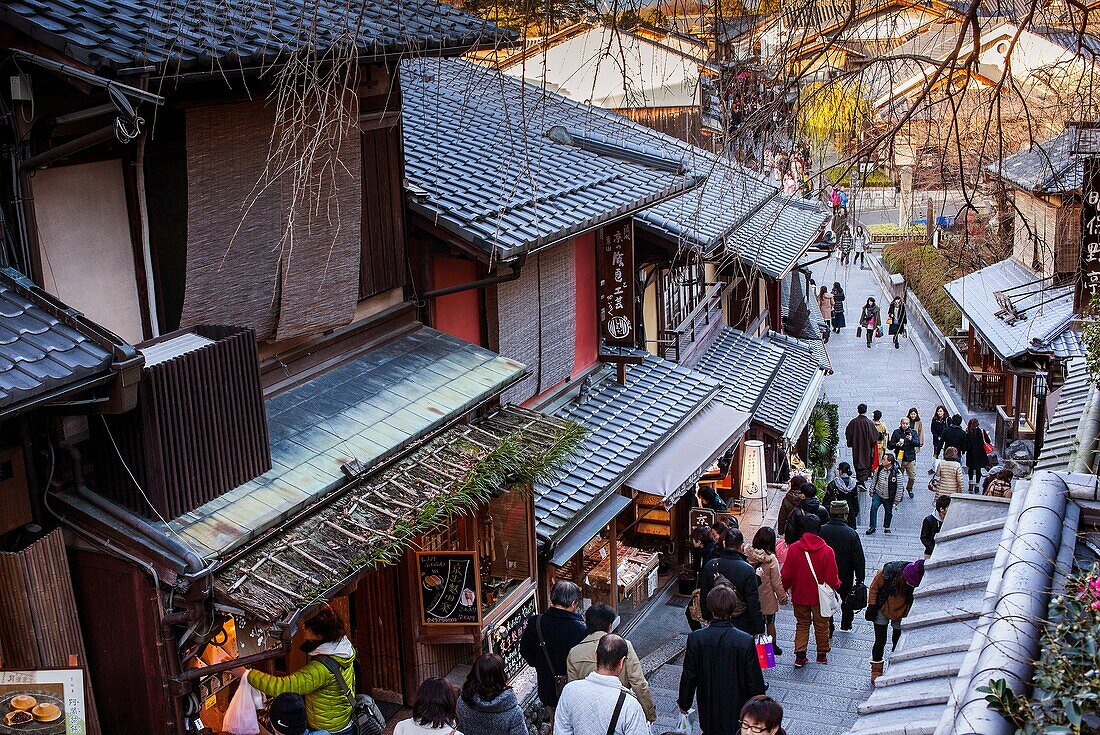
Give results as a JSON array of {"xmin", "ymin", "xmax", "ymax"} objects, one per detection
[
  {"xmin": 967, "ymin": 327, "xmax": 976, "ymax": 366},
  {"xmin": 608, "ymin": 518, "xmax": 618, "ymax": 613}
]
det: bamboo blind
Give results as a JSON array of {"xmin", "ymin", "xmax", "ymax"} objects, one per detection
[{"xmin": 0, "ymin": 531, "xmax": 101, "ymax": 735}]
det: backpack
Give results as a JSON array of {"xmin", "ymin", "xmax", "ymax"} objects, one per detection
[
  {"xmin": 705, "ymin": 558, "xmax": 747, "ymax": 619},
  {"xmin": 318, "ymin": 657, "xmax": 385, "ymax": 735}
]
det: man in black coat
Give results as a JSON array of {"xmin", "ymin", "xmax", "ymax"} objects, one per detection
[
  {"xmin": 818, "ymin": 500, "xmax": 866, "ymax": 633},
  {"xmin": 678, "ymin": 586, "xmax": 766, "ymax": 735},
  {"xmin": 845, "ymin": 403, "xmax": 880, "ymax": 483},
  {"xmin": 698, "ymin": 528, "xmax": 765, "ymax": 636},
  {"xmin": 520, "ymin": 580, "xmax": 587, "ymax": 710},
  {"xmin": 942, "ymin": 414, "xmax": 968, "ymax": 456}
]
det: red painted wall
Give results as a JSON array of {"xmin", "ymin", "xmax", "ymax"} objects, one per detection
[
  {"xmin": 431, "ymin": 257, "xmax": 484, "ymax": 346},
  {"xmin": 573, "ymin": 232, "xmax": 598, "ymax": 375}
]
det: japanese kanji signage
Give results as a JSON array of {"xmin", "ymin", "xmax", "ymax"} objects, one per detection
[
  {"xmin": 1081, "ymin": 157, "xmax": 1100, "ymax": 309},
  {"xmin": 598, "ymin": 219, "xmax": 636, "ymax": 346}
]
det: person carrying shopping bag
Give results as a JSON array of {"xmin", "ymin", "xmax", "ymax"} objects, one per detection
[{"xmin": 858, "ymin": 297, "xmax": 881, "ymax": 348}]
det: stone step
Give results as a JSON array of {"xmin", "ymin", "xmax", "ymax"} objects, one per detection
[
  {"xmin": 847, "ymin": 704, "xmax": 946, "ymax": 735},
  {"xmin": 858, "ymin": 676, "xmax": 953, "ymax": 714},
  {"xmin": 877, "ymin": 651, "xmax": 961, "ymax": 686}
]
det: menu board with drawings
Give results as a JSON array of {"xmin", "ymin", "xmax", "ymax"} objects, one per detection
[
  {"xmin": 481, "ymin": 589, "xmax": 538, "ymax": 680},
  {"xmin": 416, "ymin": 551, "xmax": 482, "ymax": 627}
]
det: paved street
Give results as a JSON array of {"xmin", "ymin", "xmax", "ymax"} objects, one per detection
[{"xmin": 641, "ymin": 255, "xmax": 942, "ymax": 735}]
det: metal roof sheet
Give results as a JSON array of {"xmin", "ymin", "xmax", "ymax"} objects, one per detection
[
  {"xmin": 167, "ymin": 327, "xmax": 527, "ymax": 559},
  {"xmin": 0, "ymin": 0, "xmax": 514, "ymax": 71},
  {"xmin": 535, "ymin": 354, "xmax": 720, "ymax": 544},
  {"xmin": 401, "ymin": 58, "xmax": 705, "ymax": 259},
  {"xmin": 943, "ymin": 258, "xmax": 1078, "ymax": 360},
  {"xmin": 0, "ymin": 268, "xmax": 116, "ymax": 413}
]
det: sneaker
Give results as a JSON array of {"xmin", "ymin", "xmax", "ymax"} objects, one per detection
[
  {"xmin": 840, "ymin": 626, "xmax": 853, "ymax": 632},
  {"xmin": 908, "ymin": 488, "xmax": 914, "ymax": 498},
  {"xmin": 773, "ymin": 645, "xmax": 783, "ymax": 656},
  {"xmin": 866, "ymin": 528, "xmax": 876, "ymax": 535},
  {"xmin": 794, "ymin": 654, "xmax": 808, "ymax": 668},
  {"xmin": 884, "ymin": 528, "xmax": 892, "ymax": 534},
  {"xmin": 927, "ymin": 468, "xmax": 935, "ymax": 475},
  {"xmin": 817, "ymin": 653, "xmax": 829, "ymax": 664}
]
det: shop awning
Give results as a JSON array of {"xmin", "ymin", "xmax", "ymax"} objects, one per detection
[
  {"xmin": 625, "ymin": 401, "xmax": 751, "ymax": 505},
  {"xmin": 212, "ymin": 407, "xmax": 583, "ymax": 624},
  {"xmin": 549, "ymin": 493, "xmax": 633, "ymax": 568}
]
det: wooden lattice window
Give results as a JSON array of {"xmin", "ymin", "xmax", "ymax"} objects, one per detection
[{"xmin": 421, "ymin": 521, "xmax": 461, "ymax": 552}]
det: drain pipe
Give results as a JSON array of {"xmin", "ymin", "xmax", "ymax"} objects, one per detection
[{"xmin": 422, "ymin": 253, "xmax": 527, "ymax": 300}]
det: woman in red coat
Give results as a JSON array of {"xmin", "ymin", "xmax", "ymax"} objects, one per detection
[{"xmin": 780, "ymin": 516, "xmax": 841, "ymax": 669}]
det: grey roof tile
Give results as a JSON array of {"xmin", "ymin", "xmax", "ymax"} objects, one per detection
[
  {"xmin": 1036, "ymin": 357, "xmax": 1092, "ymax": 471},
  {"xmin": 171, "ymin": 327, "xmax": 527, "ymax": 558},
  {"xmin": 944, "ymin": 257, "xmax": 1080, "ymax": 360},
  {"xmin": 1, "ymin": 0, "xmax": 514, "ymax": 71},
  {"xmin": 757, "ymin": 332, "xmax": 827, "ymax": 437},
  {"xmin": 690, "ymin": 327, "xmax": 786, "ymax": 414},
  {"xmin": 0, "ymin": 268, "xmax": 117, "ymax": 412},
  {"xmin": 988, "ymin": 128, "xmax": 1080, "ymax": 194},
  {"xmin": 535, "ymin": 354, "xmax": 719, "ymax": 543},
  {"xmin": 401, "ymin": 59, "xmax": 703, "ymax": 259}
]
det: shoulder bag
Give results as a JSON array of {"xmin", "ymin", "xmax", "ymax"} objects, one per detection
[
  {"xmin": 606, "ymin": 690, "xmax": 627, "ymax": 735},
  {"xmin": 318, "ymin": 657, "xmax": 385, "ymax": 735},
  {"xmin": 535, "ymin": 615, "xmax": 568, "ymax": 699},
  {"xmin": 805, "ymin": 552, "xmax": 842, "ymax": 617},
  {"xmin": 847, "ymin": 582, "xmax": 868, "ymax": 611}
]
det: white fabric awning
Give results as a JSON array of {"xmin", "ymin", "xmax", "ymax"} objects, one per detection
[{"xmin": 626, "ymin": 401, "xmax": 751, "ymax": 504}]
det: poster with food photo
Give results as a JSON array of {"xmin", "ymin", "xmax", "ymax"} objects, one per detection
[{"xmin": 0, "ymin": 669, "xmax": 85, "ymax": 735}]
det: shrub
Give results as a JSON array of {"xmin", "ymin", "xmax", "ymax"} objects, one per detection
[
  {"xmin": 882, "ymin": 240, "xmax": 962, "ymax": 334},
  {"xmin": 808, "ymin": 400, "xmax": 840, "ymax": 478}
]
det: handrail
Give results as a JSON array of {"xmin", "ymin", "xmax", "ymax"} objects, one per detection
[{"xmin": 670, "ymin": 281, "xmax": 728, "ymax": 336}]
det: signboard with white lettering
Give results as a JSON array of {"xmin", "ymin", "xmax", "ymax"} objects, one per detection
[
  {"xmin": 417, "ymin": 551, "xmax": 482, "ymax": 627},
  {"xmin": 598, "ymin": 220, "xmax": 636, "ymax": 346},
  {"xmin": 1082, "ymin": 158, "xmax": 1100, "ymax": 308}
]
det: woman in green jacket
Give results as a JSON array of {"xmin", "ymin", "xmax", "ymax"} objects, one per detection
[{"xmin": 246, "ymin": 607, "xmax": 356, "ymax": 734}]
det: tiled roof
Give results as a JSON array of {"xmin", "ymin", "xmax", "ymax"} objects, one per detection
[
  {"xmin": 0, "ymin": 0, "xmax": 513, "ymax": 72},
  {"xmin": 988, "ymin": 129, "xmax": 1081, "ymax": 194},
  {"xmin": 535, "ymin": 355, "xmax": 719, "ymax": 544},
  {"xmin": 760, "ymin": 332, "xmax": 827, "ymax": 439},
  {"xmin": 166, "ymin": 327, "xmax": 527, "ymax": 558},
  {"xmin": 690, "ymin": 327, "xmax": 787, "ymax": 414},
  {"xmin": 689, "ymin": 327, "xmax": 827, "ymax": 440},
  {"xmin": 635, "ymin": 162, "xmax": 828, "ymax": 279},
  {"xmin": 943, "ymin": 258, "xmax": 1079, "ymax": 360},
  {"xmin": 848, "ymin": 495, "xmax": 1013, "ymax": 735},
  {"xmin": 1036, "ymin": 358, "xmax": 1094, "ymax": 472},
  {"xmin": 0, "ymin": 268, "xmax": 118, "ymax": 413},
  {"xmin": 781, "ymin": 274, "xmax": 833, "ymax": 371},
  {"xmin": 401, "ymin": 58, "xmax": 704, "ymax": 260}
]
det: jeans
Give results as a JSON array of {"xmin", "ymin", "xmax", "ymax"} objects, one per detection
[
  {"xmin": 854, "ymin": 251, "xmax": 866, "ymax": 267},
  {"xmin": 868, "ymin": 494, "xmax": 892, "ymax": 530},
  {"xmin": 793, "ymin": 603, "xmax": 831, "ymax": 655},
  {"xmin": 872, "ymin": 621, "xmax": 903, "ymax": 660}
]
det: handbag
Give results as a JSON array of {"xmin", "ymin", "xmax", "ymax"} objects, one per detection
[
  {"xmin": 755, "ymin": 635, "xmax": 777, "ymax": 669},
  {"xmin": 536, "ymin": 615, "xmax": 568, "ymax": 700},
  {"xmin": 856, "ymin": 325, "xmax": 862, "ymax": 338},
  {"xmin": 805, "ymin": 551, "xmax": 842, "ymax": 617},
  {"xmin": 875, "ymin": 326, "xmax": 883, "ymax": 338},
  {"xmin": 847, "ymin": 582, "xmax": 868, "ymax": 611},
  {"xmin": 319, "ymin": 657, "xmax": 385, "ymax": 735}
]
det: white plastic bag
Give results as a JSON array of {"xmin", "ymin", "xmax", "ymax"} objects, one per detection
[
  {"xmin": 676, "ymin": 708, "xmax": 697, "ymax": 735},
  {"xmin": 223, "ymin": 672, "xmax": 262, "ymax": 735}
]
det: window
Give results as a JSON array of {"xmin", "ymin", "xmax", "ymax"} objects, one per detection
[
  {"xmin": 360, "ymin": 113, "xmax": 408, "ymax": 300},
  {"xmin": 478, "ymin": 492, "xmax": 531, "ymax": 615}
]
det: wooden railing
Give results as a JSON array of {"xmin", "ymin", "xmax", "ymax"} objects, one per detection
[
  {"xmin": 944, "ymin": 334, "xmax": 1005, "ymax": 412},
  {"xmin": 656, "ymin": 281, "xmax": 729, "ymax": 363}
]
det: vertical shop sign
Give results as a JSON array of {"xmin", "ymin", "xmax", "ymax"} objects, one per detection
[
  {"xmin": 598, "ymin": 220, "xmax": 636, "ymax": 346},
  {"xmin": 1081, "ymin": 157, "xmax": 1100, "ymax": 309}
]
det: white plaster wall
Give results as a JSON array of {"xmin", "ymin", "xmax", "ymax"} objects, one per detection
[{"xmin": 33, "ymin": 159, "xmax": 144, "ymax": 343}]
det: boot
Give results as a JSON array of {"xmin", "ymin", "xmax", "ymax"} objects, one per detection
[{"xmin": 871, "ymin": 660, "xmax": 884, "ymax": 685}]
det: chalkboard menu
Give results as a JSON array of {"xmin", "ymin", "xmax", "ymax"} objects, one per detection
[
  {"xmin": 688, "ymin": 508, "xmax": 715, "ymax": 532},
  {"xmin": 482, "ymin": 589, "xmax": 538, "ymax": 680},
  {"xmin": 416, "ymin": 551, "xmax": 482, "ymax": 627}
]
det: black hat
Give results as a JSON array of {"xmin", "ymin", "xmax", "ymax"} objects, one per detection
[{"xmin": 268, "ymin": 693, "xmax": 307, "ymax": 735}]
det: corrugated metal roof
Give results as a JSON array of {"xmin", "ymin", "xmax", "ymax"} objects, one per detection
[
  {"xmin": 167, "ymin": 327, "xmax": 527, "ymax": 558},
  {"xmin": 1035, "ymin": 358, "xmax": 1093, "ymax": 472},
  {"xmin": 0, "ymin": 268, "xmax": 116, "ymax": 412},
  {"xmin": 0, "ymin": 0, "xmax": 514, "ymax": 71},
  {"xmin": 987, "ymin": 129, "xmax": 1081, "ymax": 194},
  {"xmin": 535, "ymin": 354, "xmax": 720, "ymax": 544},
  {"xmin": 401, "ymin": 58, "xmax": 705, "ymax": 259},
  {"xmin": 943, "ymin": 258, "xmax": 1079, "ymax": 360}
]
